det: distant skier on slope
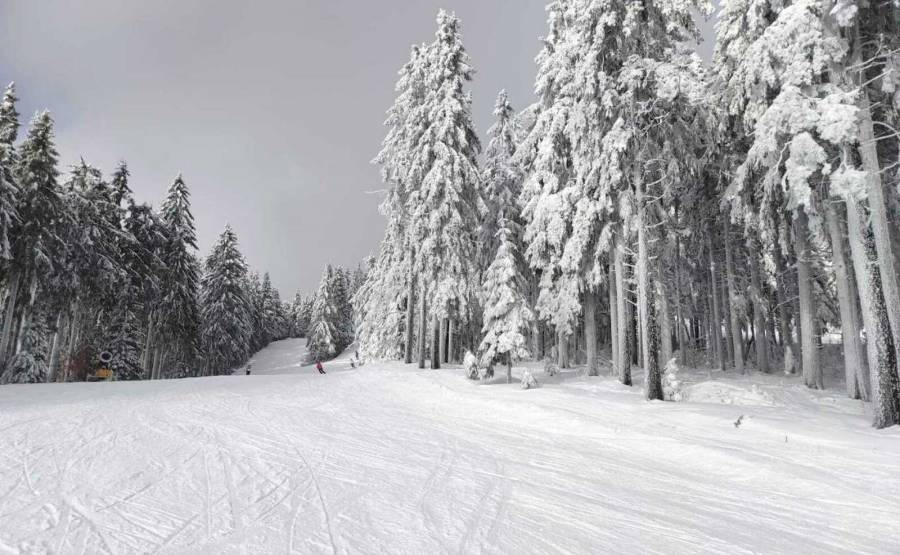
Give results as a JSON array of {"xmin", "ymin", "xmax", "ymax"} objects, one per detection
[
  {"xmin": 245, "ymin": 363, "xmax": 252, "ymax": 376},
  {"xmin": 316, "ymin": 361, "xmax": 326, "ymax": 375}
]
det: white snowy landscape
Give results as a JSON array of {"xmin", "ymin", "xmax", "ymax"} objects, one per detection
[
  {"xmin": 2, "ymin": 0, "xmax": 900, "ymax": 553},
  {"xmin": 2, "ymin": 339, "xmax": 899, "ymax": 554}
]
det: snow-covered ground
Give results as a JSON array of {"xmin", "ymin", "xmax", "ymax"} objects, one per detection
[{"xmin": 1, "ymin": 339, "xmax": 899, "ymax": 554}]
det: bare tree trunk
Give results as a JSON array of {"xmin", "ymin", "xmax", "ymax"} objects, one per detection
[
  {"xmin": 404, "ymin": 269, "xmax": 416, "ymax": 364},
  {"xmin": 557, "ymin": 327, "xmax": 569, "ymax": 369},
  {"xmin": 418, "ymin": 287, "xmax": 427, "ymax": 369},
  {"xmin": 47, "ymin": 312, "xmax": 66, "ymax": 383},
  {"xmin": 856, "ymin": 76, "xmax": 900, "ymax": 364},
  {"xmin": 657, "ymin": 268, "xmax": 673, "ymax": 366},
  {"xmin": 748, "ymin": 242, "xmax": 771, "ymax": 373},
  {"xmin": 708, "ymin": 234, "xmax": 726, "ymax": 372},
  {"xmin": 142, "ymin": 312, "xmax": 156, "ymax": 379},
  {"xmin": 615, "ymin": 234, "xmax": 631, "ymax": 385},
  {"xmin": 609, "ymin": 264, "xmax": 619, "ymax": 375},
  {"xmin": 430, "ymin": 313, "xmax": 441, "ymax": 370},
  {"xmin": 506, "ymin": 352, "xmax": 512, "ymax": 384},
  {"xmin": 825, "ymin": 203, "xmax": 866, "ymax": 398},
  {"xmin": 845, "ymin": 195, "xmax": 900, "ymax": 427},
  {"xmin": 795, "ymin": 208, "xmax": 823, "ymax": 389},
  {"xmin": 0, "ymin": 269, "xmax": 21, "ymax": 364},
  {"xmin": 438, "ymin": 315, "xmax": 447, "ymax": 365},
  {"xmin": 674, "ymin": 236, "xmax": 687, "ymax": 365},
  {"xmin": 585, "ymin": 289, "xmax": 598, "ymax": 376},
  {"xmin": 723, "ymin": 221, "xmax": 745, "ymax": 374},
  {"xmin": 637, "ymin": 182, "xmax": 662, "ymax": 399},
  {"xmin": 774, "ymin": 234, "xmax": 795, "ymax": 373},
  {"xmin": 447, "ymin": 318, "xmax": 455, "ymax": 364},
  {"xmin": 62, "ymin": 301, "xmax": 83, "ymax": 382},
  {"xmin": 847, "ymin": 255, "xmax": 871, "ymax": 400}
]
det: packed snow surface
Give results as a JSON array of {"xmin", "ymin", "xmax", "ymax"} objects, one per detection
[{"xmin": 1, "ymin": 339, "xmax": 899, "ymax": 554}]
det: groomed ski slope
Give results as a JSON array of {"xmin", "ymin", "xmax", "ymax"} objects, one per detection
[{"xmin": 1, "ymin": 339, "xmax": 899, "ymax": 554}]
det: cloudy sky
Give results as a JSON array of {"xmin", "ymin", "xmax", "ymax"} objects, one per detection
[{"xmin": 0, "ymin": 1, "xmax": 716, "ymax": 296}]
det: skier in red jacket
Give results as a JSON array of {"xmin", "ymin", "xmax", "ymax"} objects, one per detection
[{"xmin": 316, "ymin": 361, "xmax": 326, "ymax": 375}]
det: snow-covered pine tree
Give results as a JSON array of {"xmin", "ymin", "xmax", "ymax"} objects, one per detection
[
  {"xmin": 362, "ymin": 43, "xmax": 431, "ymax": 364},
  {"xmin": 332, "ymin": 267, "xmax": 354, "ymax": 349},
  {"xmin": 481, "ymin": 90, "xmax": 521, "ymax": 270},
  {"xmin": 1, "ymin": 111, "xmax": 64, "ymax": 365},
  {"xmin": 110, "ymin": 161, "xmax": 132, "ymax": 208},
  {"xmin": 0, "ymin": 322, "xmax": 48, "ymax": 384},
  {"xmin": 479, "ymin": 215, "xmax": 534, "ymax": 384},
  {"xmin": 155, "ymin": 175, "xmax": 200, "ymax": 378},
  {"xmin": 260, "ymin": 272, "xmax": 281, "ymax": 344},
  {"xmin": 353, "ymin": 223, "xmax": 407, "ymax": 361},
  {"xmin": 405, "ymin": 11, "xmax": 482, "ymax": 370},
  {"xmin": 200, "ymin": 225, "xmax": 252, "ymax": 375},
  {"xmin": 104, "ymin": 304, "xmax": 144, "ymax": 380},
  {"xmin": 516, "ymin": 0, "xmax": 580, "ymax": 370},
  {"xmin": 0, "ymin": 82, "xmax": 19, "ymax": 266},
  {"xmin": 123, "ymin": 200, "xmax": 169, "ymax": 378},
  {"xmin": 308, "ymin": 265, "xmax": 341, "ymax": 361},
  {"xmin": 0, "ymin": 83, "xmax": 20, "ymax": 149}
]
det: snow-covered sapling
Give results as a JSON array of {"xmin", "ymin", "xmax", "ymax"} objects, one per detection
[
  {"xmin": 463, "ymin": 350, "xmax": 480, "ymax": 380},
  {"xmin": 662, "ymin": 358, "xmax": 683, "ymax": 402},
  {"xmin": 543, "ymin": 357, "xmax": 559, "ymax": 377},
  {"xmin": 521, "ymin": 370, "xmax": 538, "ymax": 390}
]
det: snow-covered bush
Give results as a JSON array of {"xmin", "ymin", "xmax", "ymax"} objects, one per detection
[
  {"xmin": 662, "ymin": 358, "xmax": 683, "ymax": 402},
  {"xmin": 1, "ymin": 349, "xmax": 47, "ymax": 385},
  {"xmin": 543, "ymin": 358, "xmax": 559, "ymax": 377},
  {"xmin": 521, "ymin": 370, "xmax": 538, "ymax": 390},
  {"xmin": 463, "ymin": 350, "xmax": 480, "ymax": 380}
]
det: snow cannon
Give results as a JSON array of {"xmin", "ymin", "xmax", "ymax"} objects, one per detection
[{"xmin": 88, "ymin": 351, "xmax": 115, "ymax": 382}]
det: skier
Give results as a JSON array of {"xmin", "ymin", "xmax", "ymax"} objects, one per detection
[
  {"xmin": 316, "ymin": 361, "xmax": 326, "ymax": 375},
  {"xmin": 245, "ymin": 363, "xmax": 252, "ymax": 376}
]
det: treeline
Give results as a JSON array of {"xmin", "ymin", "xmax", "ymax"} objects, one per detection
[
  {"xmin": 306, "ymin": 264, "xmax": 366, "ymax": 362},
  {"xmin": 0, "ymin": 84, "xmax": 304, "ymax": 382},
  {"xmin": 354, "ymin": 5, "xmax": 900, "ymax": 428}
]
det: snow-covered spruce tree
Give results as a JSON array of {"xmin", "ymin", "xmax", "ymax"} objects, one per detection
[
  {"xmin": 1, "ymin": 112, "xmax": 64, "ymax": 365},
  {"xmin": 516, "ymin": 0, "xmax": 580, "ymax": 371},
  {"xmin": 104, "ymin": 304, "xmax": 144, "ymax": 380},
  {"xmin": 481, "ymin": 90, "xmax": 522, "ymax": 270},
  {"xmin": 154, "ymin": 175, "xmax": 200, "ymax": 378},
  {"xmin": 0, "ymin": 82, "xmax": 19, "ymax": 265},
  {"xmin": 289, "ymin": 292, "xmax": 311, "ymax": 338},
  {"xmin": 331, "ymin": 267, "xmax": 355, "ymax": 349},
  {"xmin": 200, "ymin": 225, "xmax": 252, "ymax": 375},
  {"xmin": 479, "ymin": 216, "xmax": 534, "ymax": 384},
  {"xmin": 110, "ymin": 160, "xmax": 132, "ymax": 208},
  {"xmin": 0, "ymin": 83, "xmax": 20, "ymax": 149},
  {"xmin": 405, "ymin": 11, "xmax": 482, "ymax": 370},
  {"xmin": 0, "ymin": 323, "xmax": 48, "ymax": 384},
  {"xmin": 260, "ymin": 273, "xmax": 283, "ymax": 343},
  {"xmin": 353, "ymin": 220, "xmax": 407, "ymax": 361},
  {"xmin": 361, "ymin": 43, "xmax": 430, "ymax": 364},
  {"xmin": 308, "ymin": 265, "xmax": 342, "ymax": 361},
  {"xmin": 123, "ymin": 200, "xmax": 169, "ymax": 379}
]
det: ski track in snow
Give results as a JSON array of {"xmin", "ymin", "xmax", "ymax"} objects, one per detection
[{"xmin": 1, "ymin": 338, "xmax": 899, "ymax": 554}]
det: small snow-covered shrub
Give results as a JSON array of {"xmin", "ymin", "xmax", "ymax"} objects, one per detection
[
  {"xmin": 464, "ymin": 351, "xmax": 480, "ymax": 380},
  {"xmin": 662, "ymin": 358, "xmax": 683, "ymax": 402},
  {"xmin": 521, "ymin": 370, "xmax": 538, "ymax": 390},
  {"xmin": 543, "ymin": 358, "xmax": 559, "ymax": 377}
]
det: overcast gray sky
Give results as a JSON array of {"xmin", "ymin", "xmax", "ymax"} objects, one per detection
[{"xmin": 0, "ymin": 1, "xmax": 715, "ymax": 297}]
